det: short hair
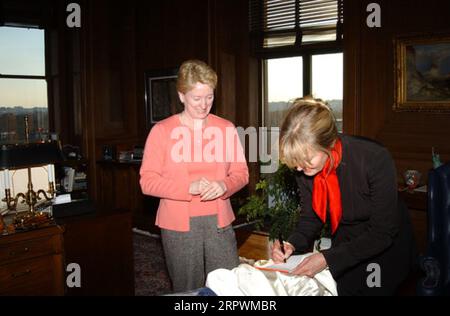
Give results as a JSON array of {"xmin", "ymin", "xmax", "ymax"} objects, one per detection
[
  {"xmin": 279, "ymin": 96, "xmax": 338, "ymax": 170},
  {"xmin": 176, "ymin": 59, "xmax": 218, "ymax": 93}
]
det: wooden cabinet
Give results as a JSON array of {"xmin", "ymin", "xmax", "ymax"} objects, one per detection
[
  {"xmin": 96, "ymin": 160, "xmax": 160, "ymax": 233},
  {"xmin": 0, "ymin": 225, "xmax": 65, "ymax": 296},
  {"xmin": 56, "ymin": 207, "xmax": 135, "ymax": 296},
  {"xmin": 0, "ymin": 207, "xmax": 134, "ymax": 296}
]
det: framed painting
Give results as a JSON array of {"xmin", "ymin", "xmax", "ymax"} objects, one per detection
[
  {"xmin": 144, "ymin": 68, "xmax": 183, "ymax": 128},
  {"xmin": 394, "ymin": 33, "xmax": 450, "ymax": 112}
]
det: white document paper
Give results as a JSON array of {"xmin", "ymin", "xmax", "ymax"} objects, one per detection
[{"xmin": 257, "ymin": 255, "xmax": 306, "ymax": 273}]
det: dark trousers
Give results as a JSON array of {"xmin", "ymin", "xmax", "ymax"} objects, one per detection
[{"xmin": 161, "ymin": 215, "xmax": 240, "ymax": 293}]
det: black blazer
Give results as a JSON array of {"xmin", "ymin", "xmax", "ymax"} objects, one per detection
[{"xmin": 288, "ymin": 134, "xmax": 416, "ymax": 294}]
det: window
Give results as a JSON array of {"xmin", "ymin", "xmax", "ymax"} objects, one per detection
[
  {"xmin": 0, "ymin": 26, "xmax": 48, "ymax": 144},
  {"xmin": 250, "ymin": 0, "xmax": 343, "ymax": 52},
  {"xmin": 264, "ymin": 56, "xmax": 303, "ymax": 128},
  {"xmin": 252, "ymin": 0, "xmax": 344, "ymax": 132},
  {"xmin": 312, "ymin": 53, "xmax": 343, "ymax": 131},
  {"xmin": 264, "ymin": 52, "xmax": 343, "ymax": 131}
]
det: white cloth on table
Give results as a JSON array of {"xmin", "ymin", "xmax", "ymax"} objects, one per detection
[{"xmin": 206, "ymin": 257, "xmax": 337, "ymax": 296}]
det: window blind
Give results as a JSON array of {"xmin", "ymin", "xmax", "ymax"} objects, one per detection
[
  {"xmin": 0, "ymin": 0, "xmax": 52, "ymax": 28},
  {"xmin": 249, "ymin": 0, "xmax": 343, "ymax": 50}
]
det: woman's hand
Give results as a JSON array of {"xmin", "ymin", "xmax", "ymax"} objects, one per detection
[
  {"xmin": 290, "ymin": 253, "xmax": 327, "ymax": 278},
  {"xmin": 271, "ymin": 240, "xmax": 294, "ymax": 263},
  {"xmin": 189, "ymin": 177, "xmax": 210, "ymax": 195},
  {"xmin": 200, "ymin": 181, "xmax": 227, "ymax": 201}
]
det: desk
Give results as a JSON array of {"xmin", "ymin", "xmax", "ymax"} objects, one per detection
[
  {"xmin": 0, "ymin": 206, "xmax": 134, "ymax": 296},
  {"xmin": 0, "ymin": 225, "xmax": 64, "ymax": 296}
]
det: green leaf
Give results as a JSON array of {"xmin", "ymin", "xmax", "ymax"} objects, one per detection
[{"xmin": 239, "ymin": 162, "xmax": 301, "ymax": 241}]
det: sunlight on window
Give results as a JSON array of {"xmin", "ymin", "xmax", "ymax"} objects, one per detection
[
  {"xmin": 0, "ymin": 27, "xmax": 45, "ymax": 76},
  {"xmin": 0, "ymin": 79, "xmax": 48, "ymax": 107},
  {"xmin": 267, "ymin": 57, "xmax": 303, "ymax": 103},
  {"xmin": 266, "ymin": 57, "xmax": 303, "ymax": 128},
  {"xmin": 312, "ymin": 53, "xmax": 343, "ymax": 132},
  {"xmin": 0, "ymin": 27, "xmax": 48, "ymax": 144},
  {"xmin": 264, "ymin": 53, "xmax": 343, "ymax": 131}
]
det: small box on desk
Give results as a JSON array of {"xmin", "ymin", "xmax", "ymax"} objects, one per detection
[{"xmin": 52, "ymin": 199, "xmax": 96, "ymax": 219}]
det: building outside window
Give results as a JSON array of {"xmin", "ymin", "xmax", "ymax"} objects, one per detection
[{"xmin": 0, "ymin": 26, "xmax": 48, "ymax": 144}]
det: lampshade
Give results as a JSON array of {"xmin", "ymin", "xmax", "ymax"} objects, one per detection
[{"xmin": 0, "ymin": 141, "xmax": 64, "ymax": 170}]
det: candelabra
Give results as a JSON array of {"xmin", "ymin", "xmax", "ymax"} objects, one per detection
[
  {"xmin": 2, "ymin": 167, "xmax": 56, "ymax": 213},
  {"xmin": 1, "ymin": 142, "xmax": 63, "ymax": 229}
]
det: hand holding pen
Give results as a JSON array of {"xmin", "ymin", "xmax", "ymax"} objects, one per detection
[
  {"xmin": 270, "ymin": 233, "xmax": 294, "ymax": 264},
  {"xmin": 278, "ymin": 233, "xmax": 287, "ymax": 263}
]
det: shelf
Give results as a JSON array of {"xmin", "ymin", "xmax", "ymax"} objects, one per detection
[{"xmin": 60, "ymin": 159, "xmax": 88, "ymax": 167}]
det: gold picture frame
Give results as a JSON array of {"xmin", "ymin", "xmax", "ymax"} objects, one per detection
[{"xmin": 394, "ymin": 33, "xmax": 450, "ymax": 112}]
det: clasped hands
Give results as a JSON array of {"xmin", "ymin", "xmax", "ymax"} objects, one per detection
[
  {"xmin": 189, "ymin": 177, "xmax": 227, "ymax": 201},
  {"xmin": 271, "ymin": 240, "xmax": 328, "ymax": 278}
]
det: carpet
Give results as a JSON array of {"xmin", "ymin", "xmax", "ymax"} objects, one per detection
[{"xmin": 133, "ymin": 233, "xmax": 172, "ymax": 296}]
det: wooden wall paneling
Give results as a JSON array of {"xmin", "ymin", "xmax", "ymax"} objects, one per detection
[
  {"xmin": 83, "ymin": 0, "xmax": 136, "ymax": 140},
  {"xmin": 342, "ymin": 0, "xmax": 364, "ymax": 135},
  {"xmin": 47, "ymin": 0, "xmax": 77, "ymax": 147},
  {"xmin": 161, "ymin": 0, "xmax": 209, "ymax": 67},
  {"xmin": 79, "ymin": 0, "xmax": 98, "ymax": 201},
  {"xmin": 71, "ymin": 30, "xmax": 83, "ymax": 141},
  {"xmin": 135, "ymin": 0, "xmax": 209, "ymax": 139},
  {"xmin": 89, "ymin": 0, "xmax": 112, "ymax": 137},
  {"xmin": 97, "ymin": 163, "xmax": 114, "ymax": 211},
  {"xmin": 247, "ymin": 57, "xmax": 261, "ymax": 195},
  {"xmin": 135, "ymin": 1, "xmax": 165, "ymax": 138},
  {"xmin": 208, "ymin": 0, "xmax": 259, "ymax": 196},
  {"xmin": 96, "ymin": 162, "xmax": 160, "ymax": 232},
  {"xmin": 344, "ymin": 0, "xmax": 450, "ymax": 255},
  {"xmin": 217, "ymin": 52, "xmax": 237, "ymax": 122},
  {"xmin": 345, "ymin": 0, "xmax": 450, "ymax": 179}
]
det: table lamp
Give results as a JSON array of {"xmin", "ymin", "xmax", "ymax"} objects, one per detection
[{"xmin": 0, "ymin": 140, "xmax": 64, "ymax": 228}]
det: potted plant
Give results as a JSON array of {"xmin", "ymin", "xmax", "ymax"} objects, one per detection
[{"xmin": 238, "ymin": 163, "xmax": 301, "ymax": 241}]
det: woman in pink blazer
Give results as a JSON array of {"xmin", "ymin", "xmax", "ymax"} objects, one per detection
[{"xmin": 140, "ymin": 60, "xmax": 249, "ymax": 292}]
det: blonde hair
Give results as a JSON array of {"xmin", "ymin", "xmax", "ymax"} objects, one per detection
[
  {"xmin": 176, "ymin": 59, "xmax": 218, "ymax": 93},
  {"xmin": 279, "ymin": 96, "xmax": 338, "ymax": 170}
]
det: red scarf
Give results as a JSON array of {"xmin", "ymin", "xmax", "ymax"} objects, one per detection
[{"xmin": 312, "ymin": 139, "xmax": 343, "ymax": 235}]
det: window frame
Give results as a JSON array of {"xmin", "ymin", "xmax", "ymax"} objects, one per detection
[
  {"xmin": 262, "ymin": 46, "xmax": 343, "ymax": 128},
  {"xmin": 249, "ymin": 0, "xmax": 344, "ymax": 55},
  {"xmin": 0, "ymin": 25, "xmax": 52, "ymax": 143}
]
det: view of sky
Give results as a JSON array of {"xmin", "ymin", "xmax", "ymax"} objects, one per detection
[
  {"xmin": 312, "ymin": 53, "xmax": 343, "ymax": 101},
  {"xmin": 0, "ymin": 27, "xmax": 47, "ymax": 108},
  {"xmin": 267, "ymin": 57, "xmax": 303, "ymax": 103},
  {"xmin": 267, "ymin": 53, "xmax": 343, "ymax": 103}
]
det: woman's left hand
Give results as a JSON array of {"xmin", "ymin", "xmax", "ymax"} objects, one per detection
[
  {"xmin": 290, "ymin": 253, "xmax": 328, "ymax": 278},
  {"xmin": 200, "ymin": 181, "xmax": 227, "ymax": 201}
]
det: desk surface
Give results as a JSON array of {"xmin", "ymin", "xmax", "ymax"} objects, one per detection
[{"xmin": 97, "ymin": 159, "xmax": 142, "ymax": 166}]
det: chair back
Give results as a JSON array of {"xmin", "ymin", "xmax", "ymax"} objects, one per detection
[{"xmin": 418, "ymin": 163, "xmax": 450, "ymax": 295}]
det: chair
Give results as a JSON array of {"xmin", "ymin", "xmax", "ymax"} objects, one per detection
[{"xmin": 417, "ymin": 162, "xmax": 450, "ymax": 296}]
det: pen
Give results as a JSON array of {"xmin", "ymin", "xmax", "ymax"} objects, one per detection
[{"xmin": 278, "ymin": 232, "xmax": 287, "ymax": 263}]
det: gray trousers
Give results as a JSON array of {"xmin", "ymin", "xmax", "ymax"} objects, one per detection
[{"xmin": 161, "ymin": 215, "xmax": 240, "ymax": 293}]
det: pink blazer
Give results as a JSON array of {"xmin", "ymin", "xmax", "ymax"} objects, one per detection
[{"xmin": 139, "ymin": 114, "xmax": 249, "ymax": 231}]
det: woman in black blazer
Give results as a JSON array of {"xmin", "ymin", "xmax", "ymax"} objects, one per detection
[{"xmin": 271, "ymin": 97, "xmax": 417, "ymax": 295}]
